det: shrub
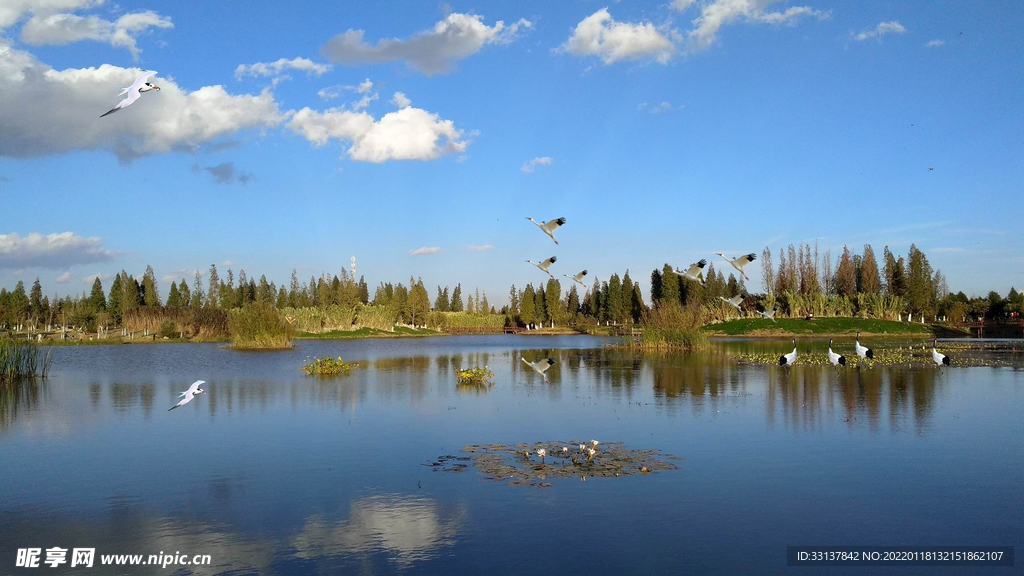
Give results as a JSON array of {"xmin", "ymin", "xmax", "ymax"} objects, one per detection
[
  {"xmin": 229, "ymin": 305, "xmax": 293, "ymax": 349},
  {"xmin": 157, "ymin": 320, "xmax": 178, "ymax": 339},
  {"xmin": 637, "ymin": 303, "xmax": 708, "ymax": 350},
  {"xmin": 0, "ymin": 338, "xmax": 53, "ymax": 381}
]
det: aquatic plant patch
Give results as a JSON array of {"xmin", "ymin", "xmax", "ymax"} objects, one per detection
[{"xmin": 427, "ymin": 442, "xmax": 681, "ymax": 488}]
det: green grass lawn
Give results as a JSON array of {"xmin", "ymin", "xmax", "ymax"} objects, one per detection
[
  {"xmin": 705, "ymin": 317, "xmax": 937, "ymax": 337},
  {"xmin": 296, "ymin": 326, "xmax": 442, "ymax": 339}
]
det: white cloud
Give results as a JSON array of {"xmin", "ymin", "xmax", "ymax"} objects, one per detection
[
  {"xmin": 0, "ymin": 0, "xmax": 98, "ymax": 30},
  {"xmin": 161, "ymin": 268, "xmax": 201, "ymax": 283},
  {"xmin": 638, "ymin": 101, "xmax": 682, "ymax": 114},
  {"xmin": 234, "ymin": 57, "xmax": 331, "ymax": 80},
  {"xmin": 191, "ymin": 162, "xmax": 252, "ymax": 185},
  {"xmin": 562, "ymin": 9, "xmax": 677, "ymax": 65},
  {"xmin": 20, "ymin": 10, "xmax": 173, "ymax": 60},
  {"xmin": 317, "ymin": 78, "xmax": 374, "ymax": 101},
  {"xmin": 0, "ymin": 232, "xmax": 117, "ymax": 270},
  {"xmin": 687, "ymin": 0, "xmax": 829, "ymax": 52},
  {"xmin": 854, "ymin": 20, "xmax": 907, "ymax": 42},
  {"xmin": 467, "ymin": 244, "xmax": 493, "ymax": 252},
  {"xmin": 925, "ymin": 39, "xmax": 944, "ymax": 47},
  {"xmin": 409, "ymin": 247, "xmax": 442, "ymax": 256},
  {"xmin": 221, "ymin": 260, "xmax": 234, "ymax": 267},
  {"xmin": 0, "ymin": 43, "xmax": 286, "ymax": 161},
  {"xmin": 55, "ymin": 271, "xmax": 72, "ymax": 283},
  {"xmin": 288, "ymin": 104, "xmax": 469, "ymax": 163},
  {"xmin": 521, "ymin": 157, "xmax": 553, "ymax": 173},
  {"xmin": 670, "ymin": 0, "xmax": 697, "ymax": 11},
  {"xmin": 321, "ymin": 13, "xmax": 532, "ymax": 75},
  {"xmin": 391, "ymin": 92, "xmax": 411, "ymax": 109},
  {"xmin": 81, "ymin": 272, "xmax": 111, "ymax": 284}
]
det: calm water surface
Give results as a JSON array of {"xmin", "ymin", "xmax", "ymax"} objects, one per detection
[{"xmin": 2, "ymin": 336, "xmax": 1022, "ymax": 575}]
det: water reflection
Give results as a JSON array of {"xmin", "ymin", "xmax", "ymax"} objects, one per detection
[
  {"xmin": 290, "ymin": 495, "xmax": 465, "ymax": 567},
  {"xmin": 0, "ymin": 378, "xmax": 48, "ymax": 431}
]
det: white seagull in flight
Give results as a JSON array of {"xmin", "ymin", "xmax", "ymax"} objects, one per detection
[
  {"xmin": 526, "ymin": 217, "xmax": 566, "ymax": 244},
  {"xmin": 521, "ymin": 357, "xmax": 556, "ymax": 383},
  {"xmin": 168, "ymin": 380, "xmax": 206, "ymax": 411},
  {"xmin": 527, "ymin": 256, "xmax": 557, "ymax": 278},
  {"xmin": 716, "ymin": 252, "xmax": 757, "ymax": 281},
  {"xmin": 564, "ymin": 269, "xmax": 588, "ymax": 286},
  {"xmin": 676, "ymin": 259, "xmax": 707, "ymax": 287},
  {"xmin": 101, "ymin": 70, "xmax": 160, "ymax": 118}
]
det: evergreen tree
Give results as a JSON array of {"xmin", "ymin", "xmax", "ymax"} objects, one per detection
[
  {"xmin": 221, "ymin": 269, "xmax": 236, "ymax": 309},
  {"xmin": 632, "ymin": 282, "xmax": 645, "ymax": 322},
  {"xmin": 191, "ymin": 271, "xmax": 205, "ymax": 309},
  {"xmin": 650, "ymin": 268, "xmax": 663, "ymax": 304},
  {"xmin": 508, "ymin": 284, "xmax": 519, "ymax": 317},
  {"xmin": 726, "ymin": 274, "xmax": 739, "ymax": 297},
  {"xmin": 29, "ymin": 278, "xmax": 43, "ymax": 319},
  {"xmin": 411, "ymin": 278, "xmax": 430, "ymax": 325},
  {"xmin": 10, "ymin": 281, "xmax": 29, "ymax": 322},
  {"xmin": 258, "ymin": 275, "xmax": 273, "ymax": 305},
  {"xmin": 358, "ymin": 276, "xmax": 369, "ymax": 304},
  {"xmin": 206, "ymin": 265, "xmax": 220, "ymax": 308},
  {"xmin": 521, "ymin": 284, "xmax": 536, "ymax": 328},
  {"xmin": 905, "ymin": 244, "xmax": 934, "ymax": 314},
  {"xmin": 178, "ymin": 278, "xmax": 191, "ymax": 309},
  {"xmin": 544, "ymin": 279, "xmax": 562, "ymax": 326},
  {"xmin": 620, "ymin": 271, "xmax": 634, "ymax": 323},
  {"xmin": 480, "ymin": 292, "xmax": 490, "ymax": 315},
  {"xmin": 860, "ymin": 244, "xmax": 881, "ymax": 294},
  {"xmin": 467, "ymin": 295, "xmax": 475, "ymax": 313},
  {"xmin": 451, "ymin": 284, "xmax": 463, "ymax": 312},
  {"xmin": 277, "ymin": 286, "xmax": 289, "ymax": 309},
  {"xmin": 589, "ymin": 278, "xmax": 602, "ymax": 319},
  {"xmin": 167, "ymin": 281, "xmax": 181, "ymax": 308},
  {"xmin": 88, "ymin": 277, "xmax": 107, "ymax": 311},
  {"xmin": 435, "ymin": 286, "xmax": 449, "ymax": 311},
  {"xmin": 142, "ymin": 265, "xmax": 160, "ymax": 307},
  {"xmin": 607, "ymin": 274, "xmax": 623, "ymax": 324},
  {"xmin": 534, "ymin": 283, "xmax": 547, "ymax": 325},
  {"xmin": 566, "ymin": 285, "xmax": 580, "ymax": 320},
  {"xmin": 106, "ymin": 274, "xmax": 122, "ymax": 316},
  {"xmin": 659, "ymin": 264, "xmax": 679, "ymax": 306},
  {"xmin": 835, "ymin": 246, "xmax": 856, "ymax": 297}
]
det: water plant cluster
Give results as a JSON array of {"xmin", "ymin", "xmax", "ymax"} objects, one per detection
[
  {"xmin": 300, "ymin": 356, "xmax": 354, "ymax": 376},
  {"xmin": 0, "ymin": 339, "xmax": 52, "ymax": 382},
  {"xmin": 456, "ymin": 367, "xmax": 494, "ymax": 386},
  {"xmin": 427, "ymin": 442, "xmax": 680, "ymax": 488}
]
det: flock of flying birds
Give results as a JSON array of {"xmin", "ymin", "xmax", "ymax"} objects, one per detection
[{"xmin": 111, "ymin": 70, "xmax": 950, "ymax": 408}]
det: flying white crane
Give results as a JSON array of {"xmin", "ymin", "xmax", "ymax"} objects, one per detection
[
  {"xmin": 716, "ymin": 252, "xmax": 757, "ymax": 281},
  {"xmin": 168, "ymin": 380, "xmax": 206, "ymax": 411},
  {"xmin": 526, "ymin": 217, "xmax": 566, "ymax": 244},
  {"xmin": 932, "ymin": 339, "xmax": 950, "ymax": 368},
  {"xmin": 855, "ymin": 332, "xmax": 874, "ymax": 360},
  {"xmin": 101, "ymin": 70, "xmax": 160, "ymax": 117},
  {"xmin": 827, "ymin": 339, "xmax": 846, "ymax": 371},
  {"xmin": 526, "ymin": 256, "xmax": 557, "ymax": 278},
  {"xmin": 521, "ymin": 357, "xmax": 557, "ymax": 383},
  {"xmin": 563, "ymin": 270, "xmax": 588, "ymax": 286},
  {"xmin": 757, "ymin": 304, "xmax": 779, "ymax": 323},
  {"xmin": 719, "ymin": 293, "xmax": 748, "ymax": 313},
  {"xmin": 676, "ymin": 259, "xmax": 707, "ymax": 287},
  {"xmin": 779, "ymin": 338, "xmax": 797, "ymax": 371}
]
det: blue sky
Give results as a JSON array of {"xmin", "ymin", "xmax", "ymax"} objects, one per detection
[{"xmin": 1, "ymin": 0, "xmax": 1021, "ymax": 302}]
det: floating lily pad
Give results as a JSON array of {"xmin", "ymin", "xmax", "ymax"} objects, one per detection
[{"xmin": 435, "ymin": 441, "xmax": 680, "ymax": 488}]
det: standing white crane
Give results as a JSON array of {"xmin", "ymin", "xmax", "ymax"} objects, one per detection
[
  {"xmin": 563, "ymin": 270, "xmax": 588, "ymax": 286},
  {"xmin": 676, "ymin": 259, "xmax": 707, "ymax": 287},
  {"xmin": 526, "ymin": 217, "xmax": 566, "ymax": 244},
  {"xmin": 779, "ymin": 339, "xmax": 797, "ymax": 371},
  {"xmin": 168, "ymin": 380, "xmax": 206, "ymax": 411},
  {"xmin": 719, "ymin": 293, "xmax": 748, "ymax": 314},
  {"xmin": 521, "ymin": 357, "xmax": 557, "ymax": 383},
  {"xmin": 932, "ymin": 339, "xmax": 950, "ymax": 368},
  {"xmin": 757, "ymin": 304, "xmax": 779, "ymax": 323},
  {"xmin": 716, "ymin": 252, "xmax": 757, "ymax": 281},
  {"xmin": 526, "ymin": 256, "xmax": 557, "ymax": 278},
  {"xmin": 855, "ymin": 332, "xmax": 874, "ymax": 360},
  {"xmin": 827, "ymin": 339, "xmax": 847, "ymax": 371}
]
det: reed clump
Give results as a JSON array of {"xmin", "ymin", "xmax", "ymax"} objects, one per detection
[
  {"xmin": 0, "ymin": 338, "xmax": 53, "ymax": 381},
  {"xmin": 637, "ymin": 304, "xmax": 709, "ymax": 350},
  {"xmin": 228, "ymin": 305, "xmax": 294, "ymax": 349},
  {"xmin": 301, "ymin": 356, "xmax": 354, "ymax": 376}
]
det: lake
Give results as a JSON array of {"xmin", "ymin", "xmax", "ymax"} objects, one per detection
[{"xmin": 2, "ymin": 335, "xmax": 1022, "ymax": 575}]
